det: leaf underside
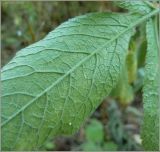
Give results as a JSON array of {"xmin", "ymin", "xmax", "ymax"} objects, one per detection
[
  {"xmin": 115, "ymin": 0, "xmax": 152, "ymax": 14},
  {"xmin": 141, "ymin": 19, "xmax": 159, "ymax": 151},
  {"xmin": 1, "ymin": 12, "xmax": 141, "ymax": 150}
]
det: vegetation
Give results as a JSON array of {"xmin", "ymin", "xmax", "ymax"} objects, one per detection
[{"xmin": 1, "ymin": 1, "xmax": 159, "ymax": 151}]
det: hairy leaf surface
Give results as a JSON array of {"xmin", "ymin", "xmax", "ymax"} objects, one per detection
[
  {"xmin": 1, "ymin": 11, "xmax": 157, "ymax": 150},
  {"xmin": 115, "ymin": 1, "xmax": 152, "ymax": 14},
  {"xmin": 141, "ymin": 19, "xmax": 159, "ymax": 150}
]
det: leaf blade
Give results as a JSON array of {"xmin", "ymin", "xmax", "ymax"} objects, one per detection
[
  {"xmin": 115, "ymin": 0, "xmax": 153, "ymax": 14},
  {"xmin": 141, "ymin": 18, "xmax": 159, "ymax": 150},
  {"xmin": 1, "ymin": 10, "xmax": 159, "ymax": 150}
]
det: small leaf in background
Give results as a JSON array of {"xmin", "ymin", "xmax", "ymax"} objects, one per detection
[
  {"xmin": 85, "ymin": 119, "xmax": 104, "ymax": 143},
  {"xmin": 81, "ymin": 141, "xmax": 102, "ymax": 151},
  {"xmin": 44, "ymin": 140, "xmax": 55, "ymax": 151},
  {"xmin": 103, "ymin": 142, "xmax": 118, "ymax": 151}
]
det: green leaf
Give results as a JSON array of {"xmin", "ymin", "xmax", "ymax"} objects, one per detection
[
  {"xmin": 141, "ymin": 19, "xmax": 159, "ymax": 150},
  {"xmin": 115, "ymin": 1, "xmax": 153, "ymax": 14},
  {"xmin": 81, "ymin": 141, "xmax": 102, "ymax": 151},
  {"xmin": 44, "ymin": 140, "xmax": 55, "ymax": 151},
  {"xmin": 103, "ymin": 142, "xmax": 118, "ymax": 151},
  {"xmin": 1, "ymin": 9, "xmax": 159, "ymax": 150},
  {"xmin": 85, "ymin": 119, "xmax": 103, "ymax": 143}
]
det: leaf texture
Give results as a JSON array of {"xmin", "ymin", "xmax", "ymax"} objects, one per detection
[
  {"xmin": 115, "ymin": 0, "xmax": 152, "ymax": 14},
  {"xmin": 1, "ymin": 11, "xmax": 154, "ymax": 150},
  {"xmin": 141, "ymin": 19, "xmax": 159, "ymax": 150}
]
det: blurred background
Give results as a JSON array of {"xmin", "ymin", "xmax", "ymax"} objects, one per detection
[{"xmin": 2, "ymin": 1, "xmax": 148, "ymax": 151}]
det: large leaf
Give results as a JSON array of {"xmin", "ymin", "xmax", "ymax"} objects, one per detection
[
  {"xmin": 141, "ymin": 19, "xmax": 159, "ymax": 150},
  {"xmin": 1, "ymin": 9, "xmax": 159, "ymax": 150}
]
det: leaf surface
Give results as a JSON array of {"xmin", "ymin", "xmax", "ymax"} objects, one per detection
[
  {"xmin": 115, "ymin": 0, "xmax": 153, "ymax": 14},
  {"xmin": 141, "ymin": 19, "xmax": 159, "ymax": 150},
  {"xmin": 1, "ymin": 11, "xmax": 156, "ymax": 150}
]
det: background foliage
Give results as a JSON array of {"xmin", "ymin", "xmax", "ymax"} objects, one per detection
[{"xmin": 2, "ymin": 1, "xmax": 148, "ymax": 151}]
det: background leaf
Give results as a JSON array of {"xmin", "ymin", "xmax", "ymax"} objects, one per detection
[{"xmin": 85, "ymin": 119, "xmax": 103, "ymax": 143}]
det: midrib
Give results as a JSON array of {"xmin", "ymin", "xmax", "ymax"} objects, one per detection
[{"xmin": 2, "ymin": 8, "xmax": 159, "ymax": 127}]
